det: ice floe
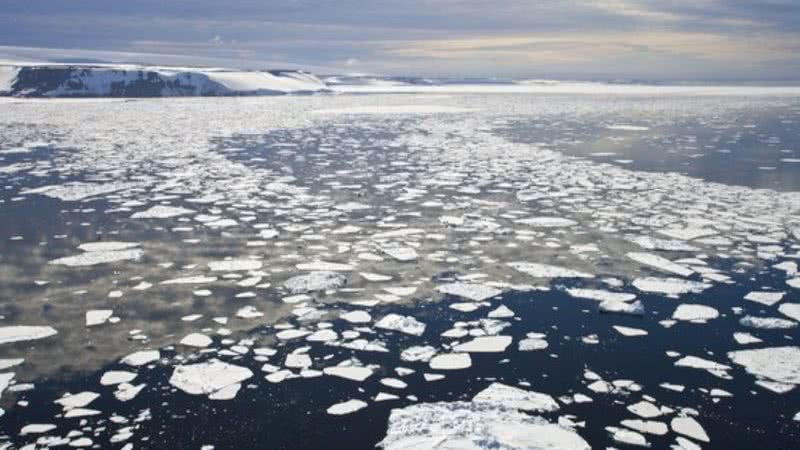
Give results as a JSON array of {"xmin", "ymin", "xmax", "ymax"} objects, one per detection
[{"xmin": 169, "ymin": 360, "xmax": 253, "ymax": 398}]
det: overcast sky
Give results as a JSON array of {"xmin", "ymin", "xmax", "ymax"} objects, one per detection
[{"xmin": 2, "ymin": 0, "xmax": 799, "ymax": 80}]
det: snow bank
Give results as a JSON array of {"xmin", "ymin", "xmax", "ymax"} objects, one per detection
[{"xmin": 0, "ymin": 64, "xmax": 328, "ymax": 97}]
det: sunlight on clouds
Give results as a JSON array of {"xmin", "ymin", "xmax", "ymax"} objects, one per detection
[{"xmin": 382, "ymin": 31, "xmax": 800, "ymax": 66}]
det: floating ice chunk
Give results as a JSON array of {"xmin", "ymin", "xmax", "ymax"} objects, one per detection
[
  {"xmin": 378, "ymin": 401, "xmax": 589, "ymax": 450},
  {"xmin": 508, "ymin": 262, "xmax": 594, "ymax": 279},
  {"xmin": 778, "ymin": 303, "xmax": 800, "ymax": 322},
  {"xmin": 180, "ymin": 333, "xmax": 213, "ymax": 348},
  {"xmin": 296, "ymin": 261, "xmax": 354, "ymax": 271},
  {"xmin": 600, "ymin": 300, "xmax": 645, "ymax": 315},
  {"xmin": 613, "ymin": 326, "xmax": 648, "ymax": 337},
  {"xmin": 566, "ymin": 288, "xmax": 636, "ymax": 303},
  {"xmin": 55, "ymin": 391, "xmax": 99, "ymax": 409},
  {"xmin": 334, "ymin": 202, "xmax": 370, "ymax": 211},
  {"xmin": 739, "ymin": 316, "xmax": 797, "ymax": 329},
  {"xmin": 85, "ymin": 310, "xmax": 113, "ymax": 327},
  {"xmin": 437, "ymin": 283, "xmax": 502, "ymax": 301},
  {"xmin": 307, "ymin": 329, "xmax": 338, "ymax": 342},
  {"xmin": 78, "ymin": 242, "xmax": 140, "ymax": 252},
  {"xmin": 169, "ymin": 360, "xmax": 253, "ymax": 398},
  {"xmin": 626, "ymin": 236, "xmax": 699, "ymax": 252},
  {"xmin": 100, "ymin": 371, "xmax": 137, "ymax": 386},
  {"xmin": 733, "ymin": 332, "xmax": 762, "ymax": 345},
  {"xmin": 622, "ymin": 419, "xmax": 669, "ymax": 435},
  {"xmin": 132, "ymin": 205, "xmax": 194, "ymax": 219},
  {"xmin": 51, "ymin": 249, "xmax": 143, "ymax": 266},
  {"xmin": 657, "ymin": 227, "xmax": 717, "ymax": 241},
  {"xmin": 488, "ymin": 305, "xmax": 515, "ymax": 318},
  {"xmin": 607, "ymin": 124, "xmax": 649, "ymax": 131},
  {"xmin": 727, "ymin": 346, "xmax": 800, "ymax": 386},
  {"xmin": 671, "ymin": 417, "xmax": 710, "ymax": 443},
  {"xmin": 627, "ymin": 401, "xmax": 663, "ymax": 419},
  {"xmin": 284, "ymin": 271, "xmax": 347, "ymax": 293},
  {"xmin": 380, "ymin": 245, "xmax": 417, "ymax": 262},
  {"xmin": 519, "ymin": 336, "xmax": 549, "ymax": 351},
  {"xmin": 360, "ymin": 272, "xmax": 393, "ymax": 282},
  {"xmin": 121, "ymin": 350, "xmax": 160, "ymax": 366},
  {"xmin": 515, "ymin": 217, "xmax": 578, "ymax": 228},
  {"xmin": 675, "ymin": 356, "xmax": 731, "ymax": 378},
  {"xmin": 627, "ymin": 252, "xmax": 694, "ymax": 277},
  {"xmin": 672, "ymin": 304, "xmax": 719, "ymax": 322},
  {"xmin": 0, "ymin": 326, "xmax": 58, "ymax": 344},
  {"xmin": 276, "ymin": 329, "xmax": 312, "ymax": 340},
  {"xmin": 340, "ymin": 310, "xmax": 372, "ymax": 324},
  {"xmin": 380, "ymin": 378, "xmax": 408, "ymax": 389},
  {"xmin": 607, "ymin": 426, "xmax": 650, "ymax": 446},
  {"xmin": 0, "ymin": 358, "xmax": 23, "ymax": 370},
  {"xmin": 208, "ymin": 259, "xmax": 262, "ymax": 271},
  {"xmin": 160, "ymin": 276, "xmax": 217, "ymax": 284},
  {"xmin": 285, "ymin": 353, "xmax": 312, "ymax": 369},
  {"xmin": 453, "ymin": 336, "xmax": 512, "ymax": 353},
  {"xmin": 472, "ymin": 382, "xmax": 559, "ymax": 412},
  {"xmin": 400, "ymin": 346, "xmax": 437, "ymax": 362},
  {"xmin": 20, "ymin": 424, "xmax": 57, "ymax": 436},
  {"xmin": 376, "ymin": 392, "xmax": 400, "ymax": 402},
  {"xmin": 429, "ymin": 353, "xmax": 472, "ymax": 370},
  {"xmin": 744, "ymin": 291, "xmax": 785, "ymax": 306},
  {"xmin": 375, "ymin": 314, "xmax": 426, "ymax": 336},
  {"xmin": 327, "ymin": 399, "xmax": 368, "ymax": 415},
  {"xmin": 323, "ymin": 366, "xmax": 373, "ymax": 382},
  {"xmin": 632, "ymin": 277, "xmax": 710, "ymax": 295},
  {"xmin": 21, "ymin": 181, "xmax": 133, "ymax": 202},
  {"xmin": 314, "ymin": 105, "xmax": 475, "ymax": 114}
]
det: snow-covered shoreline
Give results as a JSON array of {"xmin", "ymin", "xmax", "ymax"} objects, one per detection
[{"xmin": 0, "ymin": 63, "xmax": 329, "ymax": 97}]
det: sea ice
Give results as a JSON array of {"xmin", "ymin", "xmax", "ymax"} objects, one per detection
[
  {"xmin": 169, "ymin": 360, "xmax": 253, "ymax": 398},
  {"xmin": 0, "ymin": 326, "xmax": 58, "ymax": 344}
]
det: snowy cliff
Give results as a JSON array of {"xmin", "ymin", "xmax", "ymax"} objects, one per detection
[{"xmin": 0, "ymin": 64, "xmax": 329, "ymax": 97}]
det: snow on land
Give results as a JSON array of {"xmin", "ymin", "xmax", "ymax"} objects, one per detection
[{"xmin": 1, "ymin": 63, "xmax": 328, "ymax": 97}]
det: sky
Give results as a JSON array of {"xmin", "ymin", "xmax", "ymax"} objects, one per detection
[{"xmin": 1, "ymin": 0, "xmax": 799, "ymax": 80}]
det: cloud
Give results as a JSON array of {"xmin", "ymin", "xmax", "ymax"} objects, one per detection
[{"xmin": 0, "ymin": 0, "xmax": 798, "ymax": 79}]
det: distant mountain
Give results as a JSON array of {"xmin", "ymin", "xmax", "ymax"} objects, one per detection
[{"xmin": 0, "ymin": 63, "xmax": 329, "ymax": 97}]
